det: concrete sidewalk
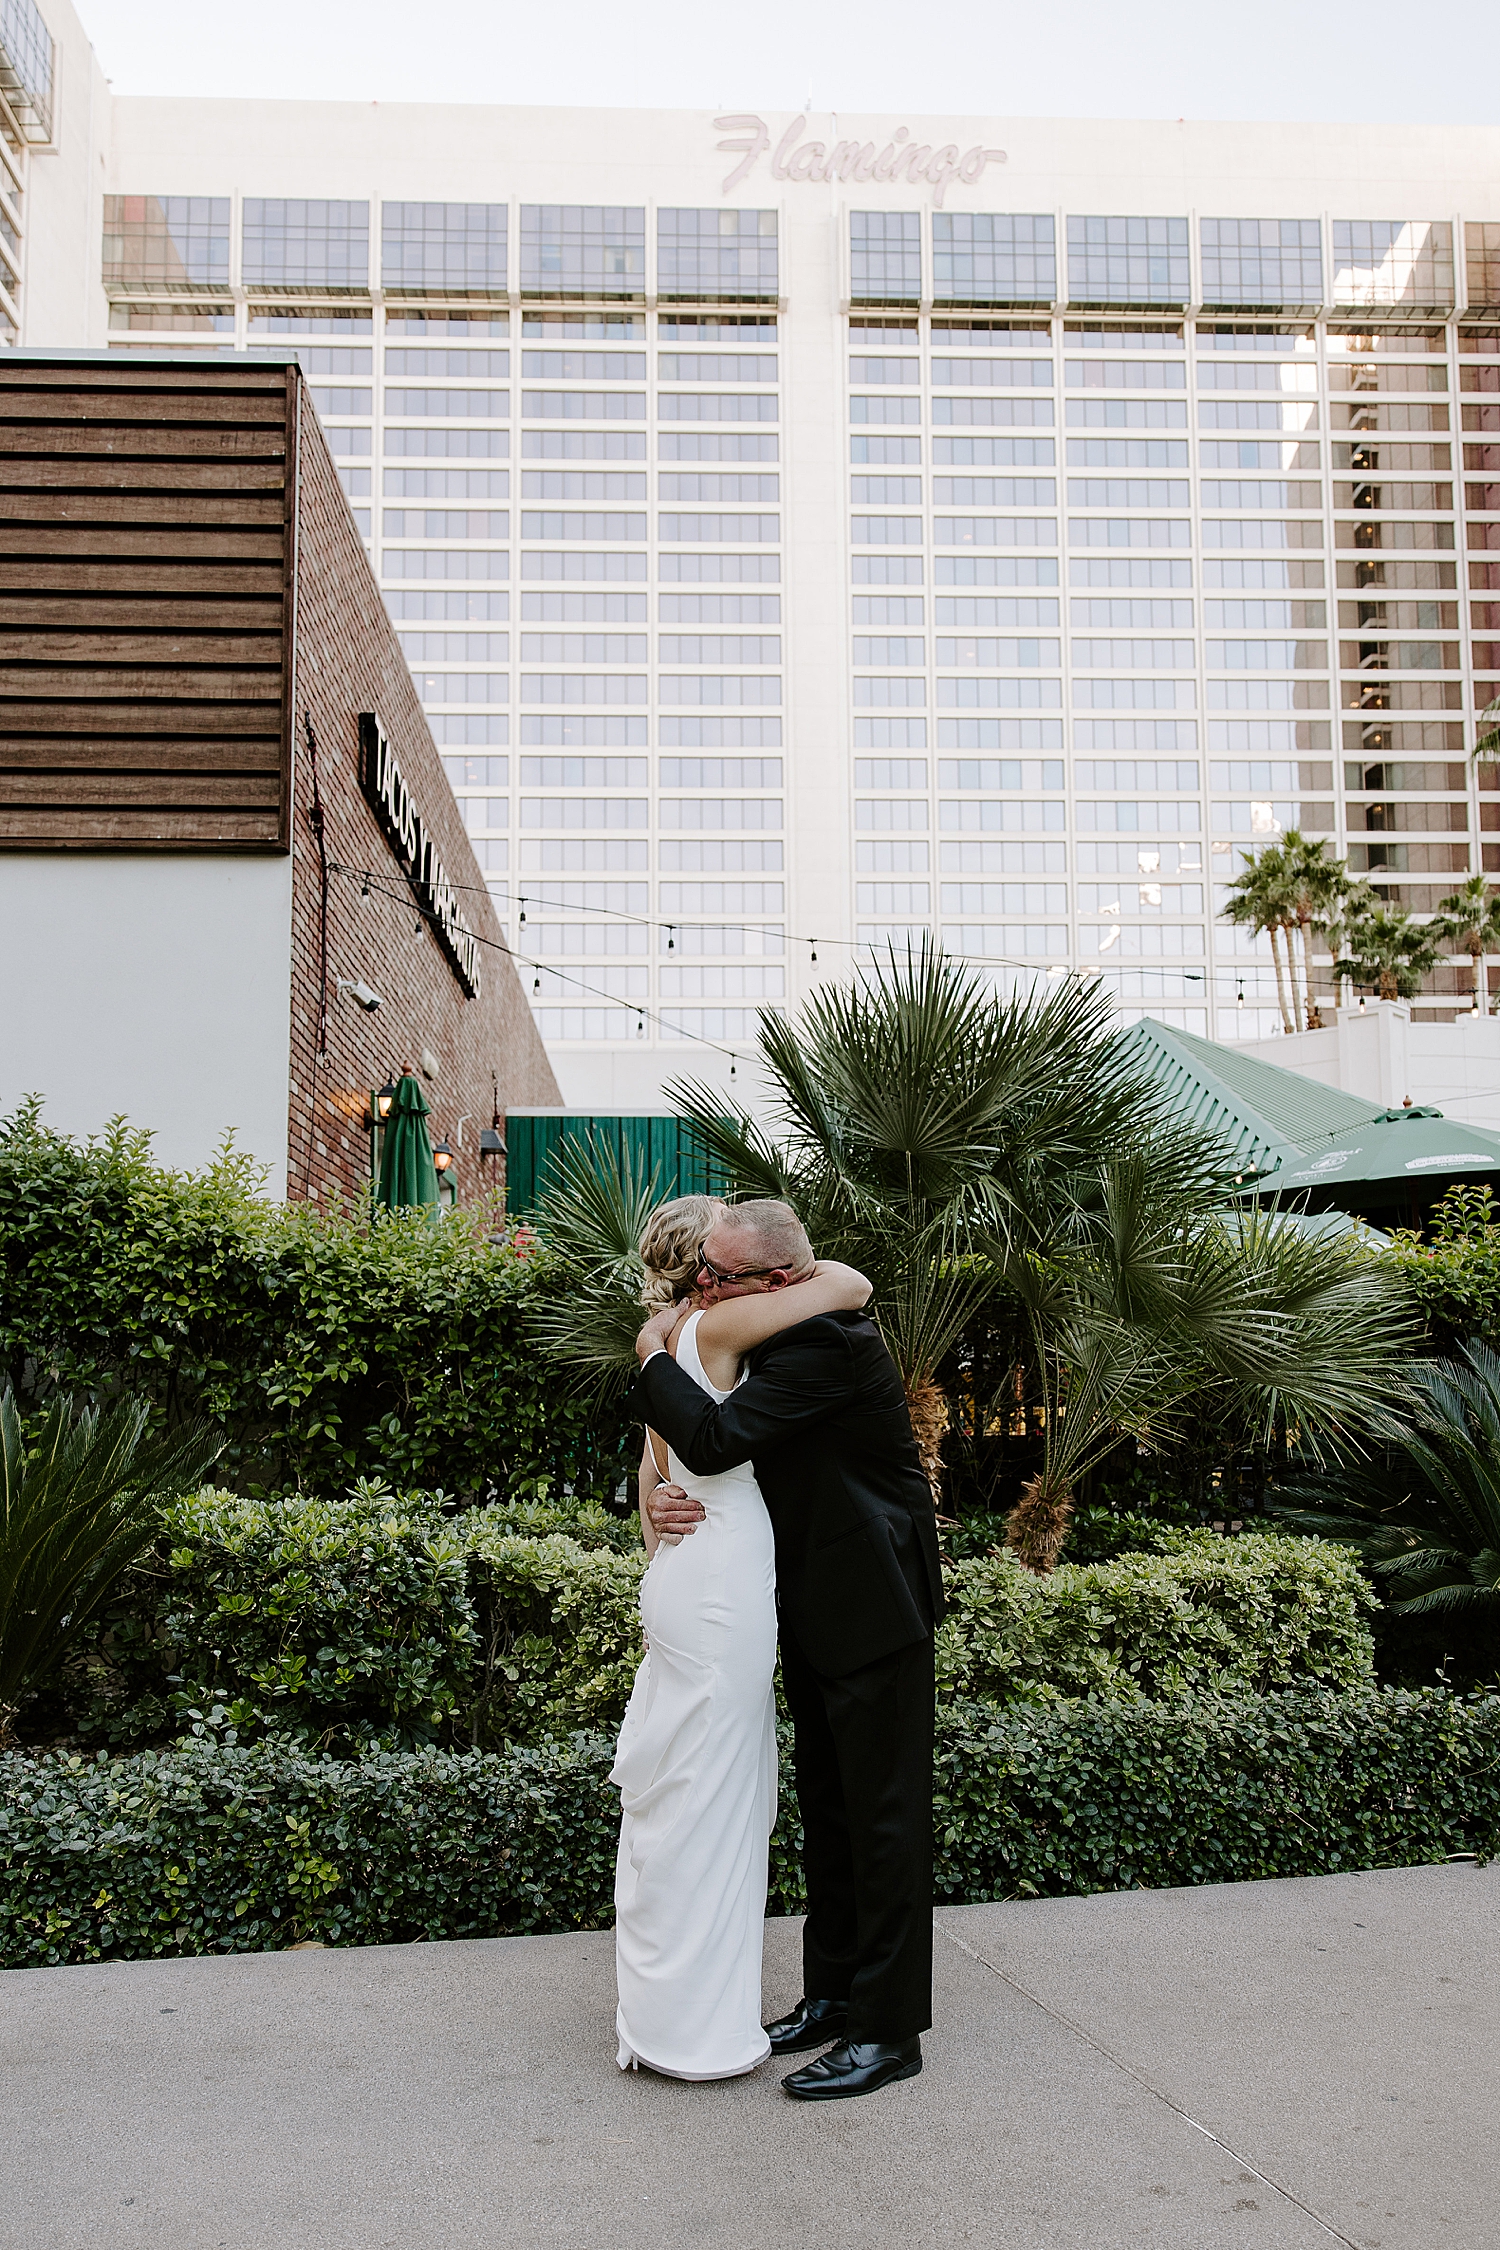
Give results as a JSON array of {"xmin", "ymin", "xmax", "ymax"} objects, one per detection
[{"xmin": 3, "ymin": 1863, "xmax": 1495, "ymax": 2250}]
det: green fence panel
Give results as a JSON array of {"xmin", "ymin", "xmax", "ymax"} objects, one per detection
[{"xmin": 503, "ymin": 1112, "xmax": 724, "ymax": 1215}]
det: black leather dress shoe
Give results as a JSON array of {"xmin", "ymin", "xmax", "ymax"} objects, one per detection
[
  {"xmin": 781, "ymin": 2037, "xmax": 922, "ymax": 2100},
  {"xmin": 763, "ymin": 1996, "xmax": 849, "ymax": 2053}
]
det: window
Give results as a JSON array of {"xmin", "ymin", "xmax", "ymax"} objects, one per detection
[
  {"xmin": 1466, "ymin": 225, "xmax": 1500, "ymax": 316},
  {"xmin": 1066, "ymin": 216, "xmax": 1189, "ymax": 305},
  {"xmin": 1, "ymin": 0, "xmax": 52, "ymax": 138},
  {"xmin": 658, "ymin": 208, "xmax": 778, "ymax": 300},
  {"xmin": 1332, "ymin": 222, "xmax": 1453, "ymax": 312},
  {"xmin": 932, "ymin": 215, "xmax": 1055, "ymax": 304},
  {"xmin": 102, "ymin": 196, "xmax": 230, "ymax": 291},
  {"xmin": 381, "ymin": 203, "xmax": 506, "ymax": 291},
  {"xmin": 1200, "ymin": 220, "xmax": 1323, "ymax": 309},
  {"xmin": 851, "ymin": 212, "xmax": 921, "ymax": 303},
  {"xmin": 242, "ymin": 200, "xmax": 369, "ymax": 288},
  {"xmin": 521, "ymin": 206, "xmax": 646, "ymax": 298}
]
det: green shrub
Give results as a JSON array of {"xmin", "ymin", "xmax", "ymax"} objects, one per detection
[
  {"xmin": 464, "ymin": 1522, "xmax": 645, "ymax": 1749},
  {"xmin": 64, "ymin": 1499, "xmax": 1374, "ymax": 1755},
  {"xmin": 0, "ymin": 1104, "xmax": 634, "ymax": 1505},
  {"xmin": 5, "ymin": 1687, "xmax": 1497, "ymax": 1968},
  {"xmin": 1386, "ymin": 1184, "xmax": 1500, "ymax": 1349},
  {"xmin": 73, "ymin": 1483, "xmax": 479, "ymax": 1754},
  {"xmin": 935, "ymin": 1530, "xmax": 1376, "ymax": 1705},
  {"xmin": 64, "ymin": 1487, "xmax": 646, "ymax": 1756}
]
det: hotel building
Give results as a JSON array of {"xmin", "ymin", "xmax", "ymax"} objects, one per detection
[{"xmin": 8, "ymin": 0, "xmax": 1500, "ymax": 1104}]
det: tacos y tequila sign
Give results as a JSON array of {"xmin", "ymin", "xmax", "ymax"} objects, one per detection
[{"xmin": 716, "ymin": 114, "xmax": 1005, "ymax": 206}]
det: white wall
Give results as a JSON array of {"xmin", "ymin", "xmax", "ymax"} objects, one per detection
[
  {"xmin": 1227, "ymin": 1005, "xmax": 1500, "ymax": 1132},
  {"xmin": 25, "ymin": 0, "xmax": 111, "ymax": 346},
  {"xmin": 0, "ymin": 855, "xmax": 294, "ymax": 1192}
]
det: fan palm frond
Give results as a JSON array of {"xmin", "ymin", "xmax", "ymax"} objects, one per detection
[{"xmin": 0, "ymin": 1390, "xmax": 223, "ymax": 1724}]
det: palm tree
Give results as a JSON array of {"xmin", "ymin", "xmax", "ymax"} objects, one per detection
[
  {"xmin": 1428, "ymin": 875, "xmax": 1500, "ymax": 1017},
  {"xmin": 667, "ymin": 943, "xmax": 1176, "ymax": 1492},
  {"xmin": 990, "ymin": 1165, "xmax": 1412, "ymax": 1571},
  {"xmin": 1335, "ymin": 905, "xmax": 1443, "ymax": 1004},
  {"xmin": 1318, "ymin": 873, "xmax": 1381, "ymax": 1015},
  {"xmin": 0, "ymin": 1389, "xmax": 223, "ymax": 1742},
  {"xmin": 1272, "ymin": 1341, "xmax": 1500, "ymax": 1630},
  {"xmin": 1282, "ymin": 832, "xmax": 1347, "ymax": 1030},
  {"xmin": 522, "ymin": 1136, "xmax": 668, "ymax": 1393},
  {"xmin": 1220, "ymin": 842, "xmax": 1299, "ymax": 1034}
]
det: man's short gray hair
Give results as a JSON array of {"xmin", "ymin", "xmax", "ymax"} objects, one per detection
[{"xmin": 719, "ymin": 1198, "xmax": 814, "ymax": 1273}]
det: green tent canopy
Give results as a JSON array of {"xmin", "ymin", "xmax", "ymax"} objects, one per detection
[{"xmin": 376, "ymin": 1073, "xmax": 439, "ymax": 1211}]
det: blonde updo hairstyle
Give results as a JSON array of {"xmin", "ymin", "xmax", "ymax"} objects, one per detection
[{"xmin": 638, "ymin": 1194, "xmax": 726, "ymax": 1317}]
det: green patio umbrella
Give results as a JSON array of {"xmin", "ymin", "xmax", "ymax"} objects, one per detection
[
  {"xmin": 1244, "ymin": 1106, "xmax": 1500, "ymax": 1223},
  {"xmin": 376, "ymin": 1073, "xmax": 439, "ymax": 1211}
]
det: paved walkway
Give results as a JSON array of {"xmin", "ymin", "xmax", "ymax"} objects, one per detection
[{"xmin": 4, "ymin": 1862, "xmax": 1496, "ymax": 2250}]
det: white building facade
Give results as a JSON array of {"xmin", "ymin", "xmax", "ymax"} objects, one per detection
[{"xmin": 11, "ymin": 0, "xmax": 1500, "ymax": 1103}]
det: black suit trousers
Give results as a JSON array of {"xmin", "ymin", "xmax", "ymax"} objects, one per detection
[{"xmin": 779, "ymin": 1625, "xmax": 934, "ymax": 2044}]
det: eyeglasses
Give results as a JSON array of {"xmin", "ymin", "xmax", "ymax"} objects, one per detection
[{"xmin": 696, "ymin": 1244, "xmax": 783, "ymax": 1284}]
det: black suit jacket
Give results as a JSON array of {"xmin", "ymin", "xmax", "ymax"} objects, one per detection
[{"xmin": 633, "ymin": 1309, "xmax": 944, "ymax": 1677}]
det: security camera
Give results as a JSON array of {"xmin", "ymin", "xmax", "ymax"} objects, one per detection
[{"xmin": 338, "ymin": 979, "xmax": 385, "ymax": 1013}]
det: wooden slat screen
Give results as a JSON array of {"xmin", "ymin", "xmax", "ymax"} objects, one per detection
[{"xmin": 0, "ymin": 358, "xmax": 294, "ymax": 850}]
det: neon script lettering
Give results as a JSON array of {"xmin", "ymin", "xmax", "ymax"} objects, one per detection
[{"xmin": 715, "ymin": 114, "xmax": 1005, "ymax": 206}]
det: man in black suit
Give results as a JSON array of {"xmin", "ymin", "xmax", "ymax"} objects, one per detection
[{"xmin": 633, "ymin": 1198, "xmax": 943, "ymax": 2103}]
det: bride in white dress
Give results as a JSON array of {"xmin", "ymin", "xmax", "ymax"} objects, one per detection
[{"xmin": 611, "ymin": 1196, "xmax": 872, "ymax": 2081}]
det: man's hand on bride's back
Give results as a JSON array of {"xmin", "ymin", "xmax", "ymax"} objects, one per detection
[{"xmin": 647, "ymin": 1481, "xmax": 706, "ymax": 1540}]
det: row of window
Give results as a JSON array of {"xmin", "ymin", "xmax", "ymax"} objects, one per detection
[{"xmin": 100, "ymin": 199, "xmax": 1500, "ymax": 310}]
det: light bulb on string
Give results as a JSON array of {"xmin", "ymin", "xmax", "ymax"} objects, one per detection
[
  {"xmin": 729, "ymin": 1056, "xmax": 737, "ymax": 1079},
  {"xmin": 636, "ymin": 1012, "xmax": 646, "ymax": 1038},
  {"xmin": 518, "ymin": 898, "xmax": 526, "ymax": 926},
  {"xmin": 532, "ymin": 970, "xmax": 541, "ymax": 996},
  {"xmin": 666, "ymin": 925, "xmax": 675, "ymax": 950},
  {"xmin": 360, "ymin": 871, "xmax": 370, "ymax": 900},
  {"xmin": 810, "ymin": 938, "xmax": 818, "ymax": 964}
]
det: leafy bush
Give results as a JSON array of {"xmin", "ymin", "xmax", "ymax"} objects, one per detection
[
  {"xmin": 71, "ymin": 1484, "xmax": 480, "ymax": 1754},
  {"xmin": 5, "ymin": 1686, "xmax": 1497, "ymax": 1968},
  {"xmin": 61, "ymin": 1495, "xmax": 1373, "ymax": 1757},
  {"xmin": 65, "ymin": 1487, "xmax": 642, "ymax": 1756},
  {"xmin": 464, "ymin": 1524, "xmax": 644, "ymax": 1749},
  {"xmin": 935, "ymin": 1530, "xmax": 1376, "ymax": 1705},
  {"xmin": 1387, "ymin": 1185, "xmax": 1500, "ymax": 1350},
  {"xmin": 0, "ymin": 1103, "xmax": 634, "ymax": 1506}
]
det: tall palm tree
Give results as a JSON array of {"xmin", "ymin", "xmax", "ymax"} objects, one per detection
[
  {"xmin": 1317, "ymin": 872, "xmax": 1381, "ymax": 1015},
  {"xmin": 1428, "ymin": 875, "xmax": 1500, "ymax": 1017},
  {"xmin": 1335, "ymin": 905, "xmax": 1442, "ymax": 1004},
  {"xmin": 1220, "ymin": 842, "xmax": 1299, "ymax": 1034},
  {"xmin": 1282, "ymin": 831, "xmax": 1346, "ymax": 1030}
]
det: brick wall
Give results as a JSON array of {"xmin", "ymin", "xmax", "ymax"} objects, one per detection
[{"xmin": 286, "ymin": 375, "xmax": 559, "ymax": 1208}]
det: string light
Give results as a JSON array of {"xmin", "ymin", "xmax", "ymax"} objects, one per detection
[{"xmin": 810, "ymin": 938, "xmax": 818, "ymax": 964}]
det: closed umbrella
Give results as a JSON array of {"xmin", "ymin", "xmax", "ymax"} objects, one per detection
[{"xmin": 376, "ymin": 1073, "xmax": 439, "ymax": 1210}]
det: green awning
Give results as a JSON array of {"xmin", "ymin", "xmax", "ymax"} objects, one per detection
[{"xmin": 376, "ymin": 1073, "xmax": 439, "ymax": 1210}]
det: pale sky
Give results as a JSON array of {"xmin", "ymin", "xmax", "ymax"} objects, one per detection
[{"xmin": 68, "ymin": 0, "xmax": 1500, "ymax": 125}]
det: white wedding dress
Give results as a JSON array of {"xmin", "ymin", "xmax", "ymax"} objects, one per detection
[{"xmin": 611, "ymin": 1310, "xmax": 779, "ymax": 2079}]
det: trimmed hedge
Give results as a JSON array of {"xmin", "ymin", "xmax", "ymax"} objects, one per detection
[
  {"xmin": 936, "ymin": 1530, "xmax": 1377, "ymax": 1705},
  {"xmin": 69, "ymin": 1487, "xmax": 647, "ymax": 1756},
  {"xmin": 0, "ymin": 1103, "xmax": 634, "ymax": 1504},
  {"xmin": 63, "ymin": 1493, "xmax": 1376, "ymax": 1756},
  {"xmin": 5, "ymin": 1688, "xmax": 1497, "ymax": 1969}
]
